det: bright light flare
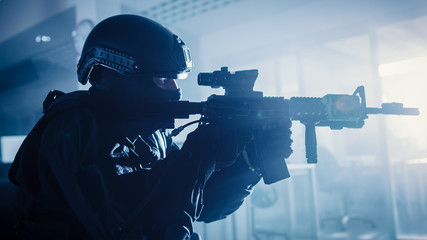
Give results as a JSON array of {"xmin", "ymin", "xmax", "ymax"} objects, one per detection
[
  {"xmin": 406, "ymin": 158, "xmax": 427, "ymax": 165},
  {"xmin": 379, "ymin": 56, "xmax": 427, "ymax": 77},
  {"xmin": 379, "ymin": 56, "xmax": 427, "ymax": 154}
]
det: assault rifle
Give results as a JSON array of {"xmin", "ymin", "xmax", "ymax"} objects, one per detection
[{"xmin": 140, "ymin": 67, "xmax": 419, "ymax": 184}]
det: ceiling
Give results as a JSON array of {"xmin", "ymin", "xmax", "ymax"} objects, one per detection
[{"xmin": 120, "ymin": 0, "xmax": 315, "ymax": 35}]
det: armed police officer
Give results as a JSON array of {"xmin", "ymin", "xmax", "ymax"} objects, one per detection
[{"xmin": 9, "ymin": 15, "xmax": 292, "ymax": 239}]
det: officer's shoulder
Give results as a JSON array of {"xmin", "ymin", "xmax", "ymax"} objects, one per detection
[{"xmin": 42, "ymin": 90, "xmax": 95, "ymax": 119}]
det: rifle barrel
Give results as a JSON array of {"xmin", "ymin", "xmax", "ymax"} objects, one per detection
[{"xmin": 366, "ymin": 107, "xmax": 420, "ymax": 115}]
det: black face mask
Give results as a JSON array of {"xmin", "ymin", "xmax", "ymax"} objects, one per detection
[
  {"xmin": 89, "ymin": 69, "xmax": 182, "ymax": 130},
  {"xmin": 139, "ymin": 84, "xmax": 182, "ymax": 102},
  {"xmin": 90, "ymin": 67, "xmax": 182, "ymax": 101}
]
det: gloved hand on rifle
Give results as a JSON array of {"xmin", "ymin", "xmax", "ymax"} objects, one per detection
[
  {"xmin": 245, "ymin": 117, "xmax": 293, "ymax": 183},
  {"xmin": 181, "ymin": 118, "xmax": 293, "ymax": 181},
  {"xmin": 181, "ymin": 123, "xmax": 241, "ymax": 173}
]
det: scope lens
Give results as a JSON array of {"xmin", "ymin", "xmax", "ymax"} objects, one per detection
[{"xmin": 198, "ymin": 73, "xmax": 221, "ymax": 88}]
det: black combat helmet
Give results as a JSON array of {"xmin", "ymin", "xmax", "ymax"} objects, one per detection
[{"xmin": 77, "ymin": 15, "xmax": 193, "ymax": 85}]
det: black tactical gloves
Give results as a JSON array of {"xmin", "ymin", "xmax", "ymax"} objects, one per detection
[
  {"xmin": 248, "ymin": 117, "xmax": 293, "ymax": 184},
  {"xmin": 181, "ymin": 123, "xmax": 241, "ymax": 171},
  {"xmin": 181, "ymin": 117, "xmax": 293, "ymax": 184}
]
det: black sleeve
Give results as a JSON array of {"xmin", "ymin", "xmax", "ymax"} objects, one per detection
[
  {"xmin": 198, "ymin": 154, "xmax": 261, "ymax": 223},
  {"xmin": 38, "ymin": 108, "xmax": 124, "ymax": 238}
]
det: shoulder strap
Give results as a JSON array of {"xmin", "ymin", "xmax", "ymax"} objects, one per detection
[
  {"xmin": 43, "ymin": 90, "xmax": 66, "ymax": 113},
  {"xmin": 43, "ymin": 90, "xmax": 92, "ymax": 119}
]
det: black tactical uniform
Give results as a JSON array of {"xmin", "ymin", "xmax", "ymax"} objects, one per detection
[
  {"xmin": 9, "ymin": 88, "xmax": 262, "ymax": 239},
  {"xmin": 9, "ymin": 15, "xmax": 291, "ymax": 239}
]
